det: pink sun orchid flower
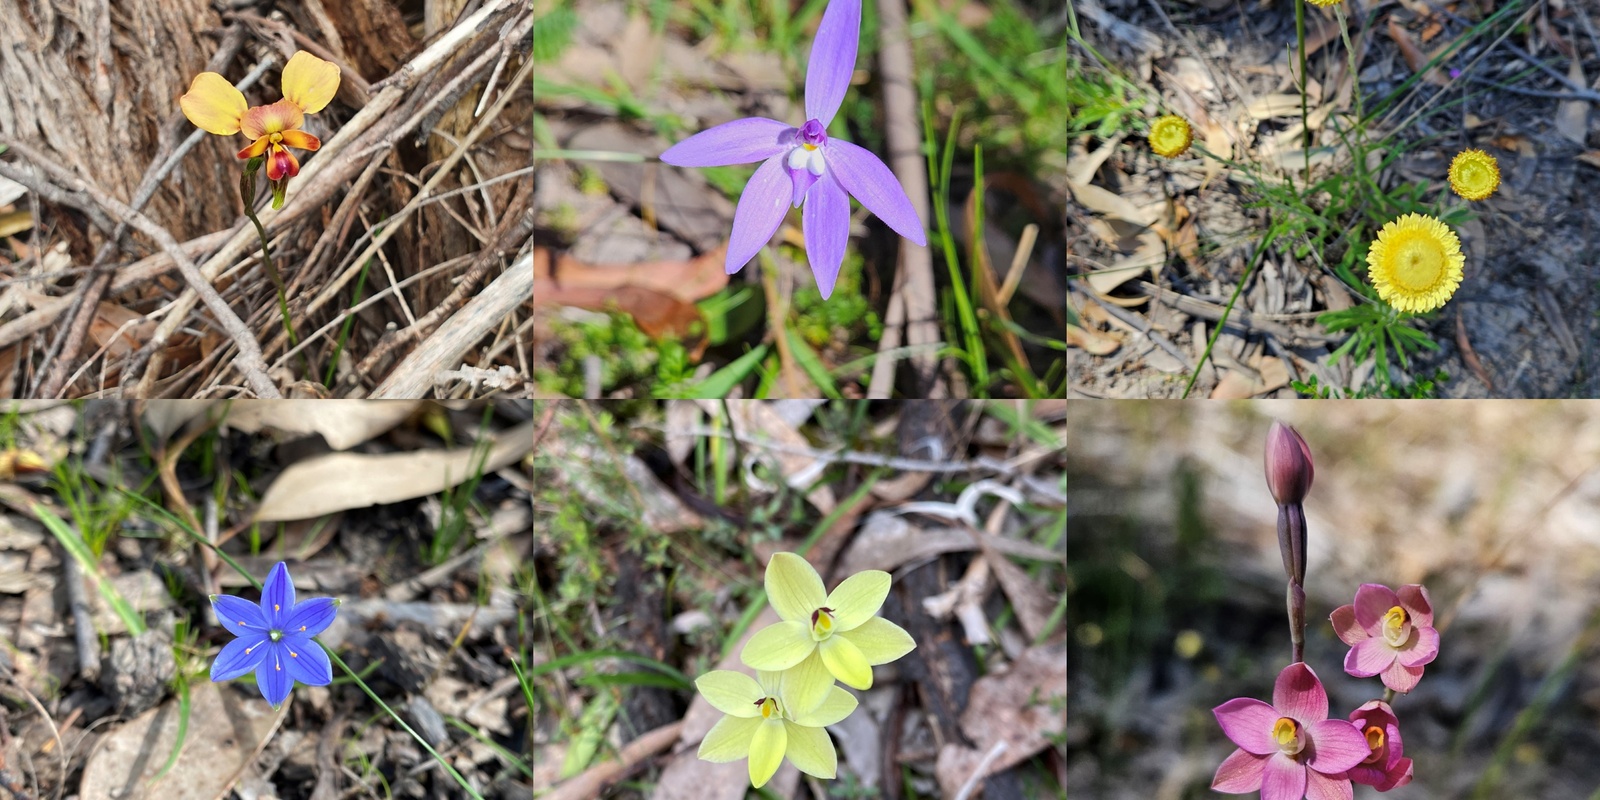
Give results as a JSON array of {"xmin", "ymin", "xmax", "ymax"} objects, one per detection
[
  {"xmin": 1345, "ymin": 700, "xmax": 1414, "ymax": 791},
  {"xmin": 1213, "ymin": 662, "xmax": 1370, "ymax": 800},
  {"xmin": 1330, "ymin": 583, "xmax": 1440, "ymax": 693},
  {"xmin": 659, "ymin": 0, "xmax": 926, "ymax": 299}
]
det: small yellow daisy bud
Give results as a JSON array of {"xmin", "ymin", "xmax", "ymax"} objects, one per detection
[
  {"xmin": 1448, "ymin": 149, "xmax": 1500, "ymax": 201},
  {"xmin": 1306, "ymin": 0, "xmax": 1343, "ymax": 7},
  {"xmin": 1366, "ymin": 213, "xmax": 1465, "ymax": 314},
  {"xmin": 1148, "ymin": 115, "xmax": 1193, "ymax": 158}
]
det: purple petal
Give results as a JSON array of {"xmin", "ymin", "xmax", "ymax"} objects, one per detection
[
  {"xmin": 1381, "ymin": 757, "xmax": 1414, "ymax": 790},
  {"xmin": 1273, "ymin": 662, "xmax": 1328, "ymax": 724},
  {"xmin": 1352, "ymin": 583, "xmax": 1399, "ymax": 632},
  {"xmin": 1212, "ymin": 698, "xmax": 1280, "ymax": 755},
  {"xmin": 284, "ymin": 637, "xmax": 332, "ymax": 686},
  {"xmin": 1346, "ymin": 637, "xmax": 1394, "ymax": 677},
  {"xmin": 212, "ymin": 593, "xmax": 269, "ymax": 638},
  {"xmin": 1398, "ymin": 626, "xmax": 1439, "ymax": 667},
  {"xmin": 261, "ymin": 562, "xmax": 296, "ymax": 627},
  {"xmin": 802, "ymin": 173, "xmax": 850, "ymax": 299},
  {"xmin": 790, "ymin": 166, "xmax": 819, "ymax": 208},
  {"xmin": 255, "ymin": 643, "xmax": 293, "ymax": 707},
  {"xmin": 1212, "ymin": 748, "xmax": 1267, "ymax": 793},
  {"xmin": 284, "ymin": 597, "xmax": 339, "ymax": 638},
  {"xmin": 661, "ymin": 118, "xmax": 794, "ymax": 167},
  {"xmin": 1305, "ymin": 769, "xmax": 1354, "ymax": 800},
  {"xmin": 823, "ymin": 140, "xmax": 926, "ymax": 246},
  {"xmin": 805, "ymin": 0, "xmax": 861, "ymax": 126},
  {"xmin": 210, "ymin": 633, "xmax": 269, "ymax": 682},
  {"xmin": 1261, "ymin": 753, "xmax": 1306, "ymax": 800},
  {"xmin": 1305, "ymin": 719, "xmax": 1369, "ymax": 773},
  {"xmin": 726, "ymin": 154, "xmax": 791, "ymax": 275}
]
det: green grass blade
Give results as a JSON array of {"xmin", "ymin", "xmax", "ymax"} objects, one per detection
[
  {"xmin": 35, "ymin": 503, "xmax": 144, "ymax": 635},
  {"xmin": 148, "ymin": 677, "xmax": 191, "ymax": 784}
]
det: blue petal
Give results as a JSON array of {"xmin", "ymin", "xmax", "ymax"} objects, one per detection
[
  {"xmin": 255, "ymin": 643, "xmax": 293, "ymax": 707},
  {"xmin": 284, "ymin": 636, "xmax": 332, "ymax": 687},
  {"xmin": 283, "ymin": 597, "xmax": 338, "ymax": 638},
  {"xmin": 211, "ymin": 633, "xmax": 270, "ymax": 682},
  {"xmin": 804, "ymin": 0, "xmax": 861, "ymax": 126},
  {"xmin": 211, "ymin": 593, "xmax": 269, "ymax": 639},
  {"xmin": 822, "ymin": 139, "xmax": 926, "ymax": 246},
  {"xmin": 260, "ymin": 561, "xmax": 296, "ymax": 628},
  {"xmin": 660, "ymin": 117, "xmax": 794, "ymax": 167}
]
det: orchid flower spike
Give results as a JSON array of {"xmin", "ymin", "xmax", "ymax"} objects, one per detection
[
  {"xmin": 659, "ymin": 0, "xmax": 927, "ymax": 299},
  {"xmin": 181, "ymin": 51, "xmax": 340, "ymax": 201},
  {"xmin": 209, "ymin": 561, "xmax": 339, "ymax": 707}
]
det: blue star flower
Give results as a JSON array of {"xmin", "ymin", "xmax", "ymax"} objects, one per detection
[{"xmin": 209, "ymin": 561, "xmax": 339, "ymax": 707}]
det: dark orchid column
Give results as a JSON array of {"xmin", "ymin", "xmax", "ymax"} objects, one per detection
[{"xmin": 1265, "ymin": 421, "xmax": 1314, "ymax": 664}]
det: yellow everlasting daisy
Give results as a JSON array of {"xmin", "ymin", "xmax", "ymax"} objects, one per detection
[
  {"xmin": 1448, "ymin": 149, "xmax": 1500, "ymax": 201},
  {"xmin": 1148, "ymin": 115, "xmax": 1193, "ymax": 158},
  {"xmin": 1366, "ymin": 213, "xmax": 1465, "ymax": 313},
  {"xmin": 1306, "ymin": 0, "xmax": 1343, "ymax": 7}
]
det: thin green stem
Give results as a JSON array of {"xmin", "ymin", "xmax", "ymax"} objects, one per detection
[
  {"xmin": 1181, "ymin": 222, "xmax": 1284, "ymax": 398},
  {"xmin": 1296, "ymin": 0, "xmax": 1311, "ymax": 187},
  {"xmin": 243, "ymin": 206, "xmax": 296, "ymax": 349}
]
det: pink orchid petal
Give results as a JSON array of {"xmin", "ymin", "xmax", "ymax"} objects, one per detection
[
  {"xmin": 1212, "ymin": 748, "xmax": 1268, "ymax": 793},
  {"xmin": 1305, "ymin": 769, "xmax": 1355, "ymax": 800},
  {"xmin": 725, "ymin": 155, "xmax": 792, "ymax": 275},
  {"xmin": 1261, "ymin": 753, "xmax": 1307, "ymax": 800},
  {"xmin": 1306, "ymin": 719, "xmax": 1370, "ymax": 773},
  {"xmin": 1382, "ymin": 757, "xmax": 1415, "ymax": 790},
  {"xmin": 803, "ymin": 0, "xmax": 860, "ymax": 126},
  {"xmin": 1352, "ymin": 583, "xmax": 1400, "ymax": 632},
  {"xmin": 1330, "ymin": 604, "xmax": 1368, "ymax": 646},
  {"xmin": 1398, "ymin": 625, "xmax": 1440, "ymax": 667},
  {"xmin": 1273, "ymin": 662, "xmax": 1328, "ymax": 724},
  {"xmin": 1346, "ymin": 763, "xmax": 1388, "ymax": 788},
  {"xmin": 660, "ymin": 117, "xmax": 794, "ymax": 167},
  {"xmin": 1381, "ymin": 659, "xmax": 1425, "ymax": 693},
  {"xmin": 1212, "ymin": 698, "xmax": 1280, "ymax": 755},
  {"xmin": 802, "ymin": 173, "xmax": 850, "ymax": 299},
  {"xmin": 1347, "ymin": 636, "xmax": 1397, "ymax": 677},
  {"xmin": 822, "ymin": 139, "xmax": 926, "ymax": 246},
  {"xmin": 1398, "ymin": 584, "xmax": 1435, "ymax": 627}
]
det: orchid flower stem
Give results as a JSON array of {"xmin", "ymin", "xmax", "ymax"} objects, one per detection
[
  {"xmin": 1296, "ymin": 0, "xmax": 1311, "ymax": 187},
  {"xmin": 239, "ymin": 163, "xmax": 299, "ymax": 356},
  {"xmin": 1382, "ymin": 687, "xmax": 1396, "ymax": 705},
  {"xmin": 1288, "ymin": 580, "xmax": 1306, "ymax": 665}
]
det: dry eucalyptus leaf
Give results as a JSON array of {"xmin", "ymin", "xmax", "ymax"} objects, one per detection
[
  {"xmin": 79, "ymin": 682, "xmax": 281, "ymax": 800},
  {"xmin": 254, "ymin": 419, "xmax": 534, "ymax": 521},
  {"xmin": 934, "ymin": 645, "xmax": 1067, "ymax": 797}
]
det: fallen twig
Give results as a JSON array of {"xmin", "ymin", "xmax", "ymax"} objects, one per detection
[{"xmin": 544, "ymin": 722, "xmax": 683, "ymax": 800}]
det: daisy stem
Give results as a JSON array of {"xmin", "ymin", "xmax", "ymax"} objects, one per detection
[{"xmin": 1296, "ymin": 0, "xmax": 1311, "ymax": 187}]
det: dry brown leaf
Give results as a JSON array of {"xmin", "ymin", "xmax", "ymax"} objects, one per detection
[
  {"xmin": 1067, "ymin": 322, "xmax": 1121, "ymax": 355},
  {"xmin": 79, "ymin": 682, "xmax": 282, "ymax": 799},
  {"xmin": 254, "ymin": 419, "xmax": 535, "ymax": 521},
  {"xmin": 934, "ymin": 645, "xmax": 1067, "ymax": 797},
  {"xmin": 700, "ymin": 400, "xmax": 837, "ymax": 513},
  {"xmin": 1556, "ymin": 59, "xmax": 1589, "ymax": 145},
  {"xmin": 838, "ymin": 512, "xmax": 1064, "ymax": 576},
  {"xmin": 536, "ymin": 246, "xmax": 729, "ymax": 305},
  {"xmin": 1386, "ymin": 16, "xmax": 1450, "ymax": 86},
  {"xmin": 88, "ymin": 301, "xmax": 154, "ymax": 358},
  {"xmin": 1577, "ymin": 150, "xmax": 1600, "ymax": 169},
  {"xmin": 142, "ymin": 400, "xmax": 418, "ymax": 449}
]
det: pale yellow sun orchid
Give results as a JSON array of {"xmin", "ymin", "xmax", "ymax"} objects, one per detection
[
  {"xmin": 695, "ymin": 669, "xmax": 857, "ymax": 788},
  {"xmin": 180, "ymin": 51, "xmax": 340, "ymax": 182},
  {"xmin": 740, "ymin": 553, "xmax": 915, "ymax": 718}
]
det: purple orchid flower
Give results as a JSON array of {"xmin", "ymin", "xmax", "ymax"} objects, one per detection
[
  {"xmin": 659, "ymin": 0, "xmax": 927, "ymax": 299},
  {"xmin": 209, "ymin": 561, "xmax": 339, "ymax": 707}
]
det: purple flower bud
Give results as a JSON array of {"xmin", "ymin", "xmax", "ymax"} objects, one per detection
[{"xmin": 1264, "ymin": 421, "xmax": 1314, "ymax": 506}]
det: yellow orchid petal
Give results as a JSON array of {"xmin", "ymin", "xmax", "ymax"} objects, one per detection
[
  {"xmin": 240, "ymin": 99, "xmax": 305, "ymax": 140},
  {"xmin": 748, "ymin": 718, "xmax": 786, "ymax": 788},
  {"xmin": 825, "ymin": 569, "xmax": 891, "ymax": 631},
  {"xmin": 277, "ymin": 129, "xmax": 321, "ymax": 151},
  {"xmin": 281, "ymin": 50, "xmax": 340, "ymax": 114},
  {"xmin": 765, "ymin": 552, "xmax": 827, "ymax": 622},
  {"xmin": 777, "ymin": 650, "xmax": 833, "ymax": 719},
  {"xmin": 819, "ymin": 634, "xmax": 872, "ymax": 690},
  {"xmin": 695, "ymin": 671, "xmax": 763, "ymax": 718},
  {"xmin": 838, "ymin": 616, "xmax": 916, "ymax": 665},
  {"xmin": 180, "ymin": 72, "xmax": 247, "ymax": 135},
  {"xmin": 791, "ymin": 685, "xmax": 858, "ymax": 728},
  {"xmin": 236, "ymin": 136, "xmax": 272, "ymax": 160},
  {"xmin": 741, "ymin": 620, "xmax": 814, "ymax": 671},
  {"xmin": 698, "ymin": 715, "xmax": 761, "ymax": 763},
  {"xmin": 781, "ymin": 722, "xmax": 837, "ymax": 779}
]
